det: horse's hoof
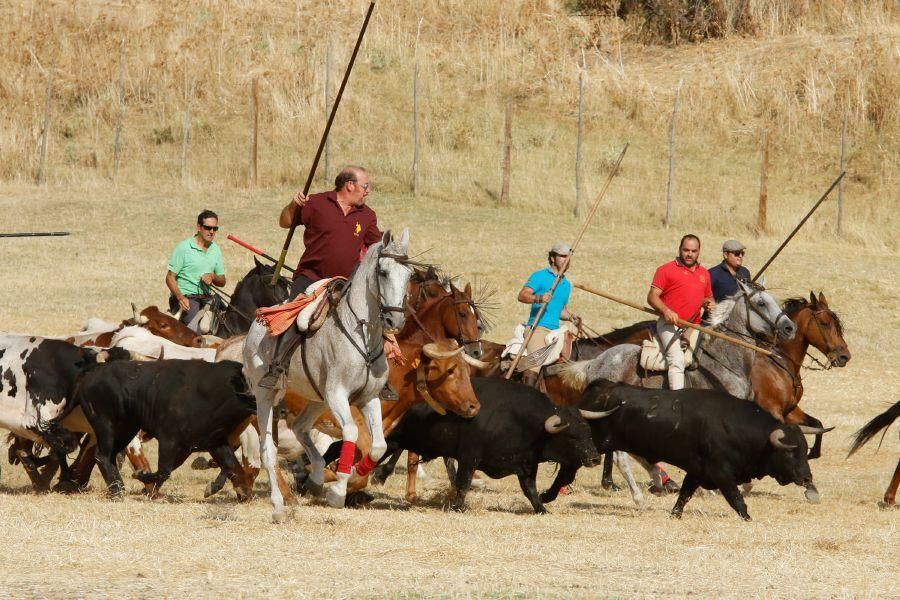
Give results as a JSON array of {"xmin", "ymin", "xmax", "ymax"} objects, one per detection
[
  {"xmin": 877, "ymin": 500, "xmax": 898, "ymax": 510},
  {"xmin": 345, "ymin": 491, "xmax": 375, "ymax": 508},
  {"xmin": 53, "ymin": 479, "xmax": 80, "ymax": 494},
  {"xmin": 191, "ymin": 456, "xmax": 211, "ymax": 470},
  {"xmin": 303, "ymin": 478, "xmax": 324, "ymax": 498},
  {"xmin": 272, "ymin": 511, "xmax": 288, "ymax": 525},
  {"xmin": 325, "ymin": 487, "xmax": 347, "ymax": 508},
  {"xmin": 804, "ymin": 488, "xmax": 821, "ymax": 504},
  {"xmin": 601, "ymin": 480, "xmax": 622, "ymax": 492}
]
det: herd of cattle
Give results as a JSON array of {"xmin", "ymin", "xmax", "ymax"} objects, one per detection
[{"xmin": 0, "ymin": 265, "xmax": 896, "ymax": 522}]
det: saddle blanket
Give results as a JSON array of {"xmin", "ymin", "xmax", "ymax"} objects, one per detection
[
  {"xmin": 502, "ymin": 323, "xmax": 569, "ymax": 368},
  {"xmin": 255, "ymin": 277, "xmax": 345, "ymax": 336},
  {"xmin": 639, "ymin": 326, "xmax": 700, "ymax": 372}
]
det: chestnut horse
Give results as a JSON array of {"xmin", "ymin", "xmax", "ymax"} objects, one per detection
[{"xmin": 847, "ymin": 401, "xmax": 900, "ymax": 507}]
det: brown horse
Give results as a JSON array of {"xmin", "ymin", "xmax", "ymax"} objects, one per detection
[
  {"xmin": 751, "ymin": 292, "xmax": 850, "ymax": 460},
  {"xmin": 847, "ymin": 400, "xmax": 900, "ymax": 507}
]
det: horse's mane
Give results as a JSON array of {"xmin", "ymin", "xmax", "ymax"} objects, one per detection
[
  {"xmin": 409, "ymin": 265, "xmax": 498, "ymax": 332},
  {"xmin": 783, "ymin": 296, "xmax": 844, "ymax": 335},
  {"xmin": 708, "ymin": 296, "xmax": 737, "ymax": 328},
  {"xmin": 596, "ymin": 320, "xmax": 655, "ymax": 343}
]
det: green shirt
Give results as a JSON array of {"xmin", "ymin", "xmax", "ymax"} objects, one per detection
[{"xmin": 167, "ymin": 235, "xmax": 224, "ymax": 296}]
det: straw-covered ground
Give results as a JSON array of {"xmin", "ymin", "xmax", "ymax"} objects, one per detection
[{"xmin": 0, "ymin": 184, "xmax": 897, "ymax": 598}]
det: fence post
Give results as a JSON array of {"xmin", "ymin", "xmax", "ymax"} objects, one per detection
[
  {"xmin": 113, "ymin": 39, "xmax": 126, "ymax": 178},
  {"xmin": 574, "ymin": 65, "xmax": 586, "ymax": 219},
  {"xmin": 837, "ymin": 110, "xmax": 847, "ymax": 235},
  {"xmin": 180, "ymin": 75, "xmax": 197, "ymax": 183},
  {"xmin": 758, "ymin": 127, "xmax": 769, "ymax": 233},
  {"xmin": 36, "ymin": 68, "xmax": 53, "ymax": 185},
  {"xmin": 664, "ymin": 79, "xmax": 683, "ymax": 227},
  {"xmin": 249, "ymin": 77, "xmax": 259, "ymax": 188},
  {"xmin": 499, "ymin": 101, "xmax": 512, "ymax": 206}
]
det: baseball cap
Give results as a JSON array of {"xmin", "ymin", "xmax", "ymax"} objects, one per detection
[{"xmin": 550, "ymin": 241, "xmax": 572, "ymax": 256}]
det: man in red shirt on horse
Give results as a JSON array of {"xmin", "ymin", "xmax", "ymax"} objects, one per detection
[
  {"xmin": 646, "ymin": 234, "xmax": 715, "ymax": 391},
  {"xmin": 258, "ymin": 166, "xmax": 401, "ymax": 389}
]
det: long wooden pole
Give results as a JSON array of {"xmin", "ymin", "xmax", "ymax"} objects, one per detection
[
  {"xmin": 573, "ymin": 283, "xmax": 773, "ymax": 357},
  {"xmin": 504, "ymin": 142, "xmax": 629, "ymax": 378},
  {"xmin": 269, "ymin": 2, "xmax": 375, "ymax": 285},
  {"xmin": 752, "ymin": 171, "xmax": 845, "ymax": 282},
  {"xmin": 270, "ymin": 1, "xmax": 376, "ymax": 285},
  {"xmin": 837, "ymin": 111, "xmax": 847, "ymax": 235}
]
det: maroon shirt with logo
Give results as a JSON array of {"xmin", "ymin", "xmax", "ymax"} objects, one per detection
[{"xmin": 294, "ymin": 191, "xmax": 382, "ymax": 282}]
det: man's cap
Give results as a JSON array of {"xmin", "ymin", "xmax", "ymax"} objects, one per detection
[
  {"xmin": 722, "ymin": 239, "xmax": 746, "ymax": 253},
  {"xmin": 550, "ymin": 241, "xmax": 572, "ymax": 255}
]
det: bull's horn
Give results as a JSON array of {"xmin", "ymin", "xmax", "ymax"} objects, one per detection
[
  {"xmin": 579, "ymin": 404, "xmax": 621, "ymax": 420},
  {"xmin": 157, "ymin": 346, "xmax": 165, "ymax": 361},
  {"xmin": 461, "ymin": 352, "xmax": 492, "ymax": 370},
  {"xmin": 422, "ymin": 343, "xmax": 464, "ymax": 360},
  {"xmin": 769, "ymin": 428, "xmax": 797, "ymax": 450},
  {"xmin": 130, "ymin": 351, "xmax": 155, "ymax": 362},
  {"xmin": 544, "ymin": 414, "xmax": 570, "ymax": 434},
  {"xmin": 797, "ymin": 425, "xmax": 835, "ymax": 435},
  {"xmin": 130, "ymin": 303, "xmax": 149, "ymax": 325}
]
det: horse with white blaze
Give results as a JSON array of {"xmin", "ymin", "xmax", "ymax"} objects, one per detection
[{"xmin": 243, "ymin": 229, "xmax": 413, "ymax": 521}]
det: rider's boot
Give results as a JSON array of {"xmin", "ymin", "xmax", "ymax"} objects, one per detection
[{"xmin": 258, "ymin": 328, "xmax": 301, "ymax": 389}]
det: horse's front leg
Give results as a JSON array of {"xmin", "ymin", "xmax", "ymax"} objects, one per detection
[
  {"xmin": 256, "ymin": 391, "xmax": 287, "ymax": 523},
  {"xmin": 355, "ymin": 397, "xmax": 387, "ymax": 477},
  {"xmin": 323, "ymin": 387, "xmax": 356, "ymax": 508}
]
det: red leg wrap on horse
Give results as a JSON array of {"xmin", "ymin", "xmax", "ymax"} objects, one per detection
[
  {"xmin": 337, "ymin": 441, "xmax": 356, "ymax": 475},
  {"xmin": 354, "ymin": 454, "xmax": 379, "ymax": 477}
]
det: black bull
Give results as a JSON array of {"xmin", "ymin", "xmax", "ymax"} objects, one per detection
[
  {"xmin": 59, "ymin": 357, "xmax": 257, "ymax": 499},
  {"xmin": 378, "ymin": 377, "xmax": 612, "ymax": 514},
  {"xmin": 541, "ymin": 379, "xmax": 830, "ymax": 520}
]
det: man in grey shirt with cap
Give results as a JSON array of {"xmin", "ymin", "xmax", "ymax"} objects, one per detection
[{"xmin": 708, "ymin": 239, "xmax": 752, "ymax": 302}]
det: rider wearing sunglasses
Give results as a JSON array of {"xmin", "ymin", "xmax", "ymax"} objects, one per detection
[
  {"xmin": 708, "ymin": 239, "xmax": 752, "ymax": 303},
  {"xmin": 165, "ymin": 209, "xmax": 226, "ymax": 331}
]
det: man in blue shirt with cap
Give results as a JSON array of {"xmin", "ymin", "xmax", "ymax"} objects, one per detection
[{"xmin": 516, "ymin": 241, "xmax": 581, "ymax": 387}]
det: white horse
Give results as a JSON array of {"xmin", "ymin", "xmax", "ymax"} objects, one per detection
[{"xmin": 243, "ymin": 229, "xmax": 412, "ymax": 522}]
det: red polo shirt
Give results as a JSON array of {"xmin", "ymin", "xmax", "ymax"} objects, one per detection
[
  {"xmin": 651, "ymin": 259, "xmax": 713, "ymax": 323},
  {"xmin": 294, "ymin": 191, "xmax": 382, "ymax": 281}
]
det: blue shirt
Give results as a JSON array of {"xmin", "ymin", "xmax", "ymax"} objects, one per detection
[
  {"xmin": 709, "ymin": 262, "xmax": 751, "ymax": 302},
  {"xmin": 523, "ymin": 267, "xmax": 571, "ymax": 330}
]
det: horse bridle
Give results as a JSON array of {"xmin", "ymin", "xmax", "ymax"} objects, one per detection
[
  {"xmin": 741, "ymin": 286, "xmax": 791, "ymax": 339},
  {"xmin": 407, "ymin": 281, "xmax": 482, "ymax": 348},
  {"xmin": 801, "ymin": 306, "xmax": 844, "ymax": 370}
]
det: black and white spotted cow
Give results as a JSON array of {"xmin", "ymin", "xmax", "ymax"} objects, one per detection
[{"xmin": 0, "ymin": 334, "xmax": 104, "ymax": 488}]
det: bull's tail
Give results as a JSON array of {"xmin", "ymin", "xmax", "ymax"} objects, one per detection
[
  {"xmin": 847, "ymin": 400, "xmax": 900, "ymax": 457},
  {"xmin": 559, "ymin": 360, "xmax": 592, "ymax": 393}
]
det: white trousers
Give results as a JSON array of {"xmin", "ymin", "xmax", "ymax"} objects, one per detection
[{"xmin": 656, "ymin": 318, "xmax": 685, "ymax": 390}]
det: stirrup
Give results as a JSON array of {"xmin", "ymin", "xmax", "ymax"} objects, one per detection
[{"xmin": 258, "ymin": 365, "xmax": 285, "ymax": 390}]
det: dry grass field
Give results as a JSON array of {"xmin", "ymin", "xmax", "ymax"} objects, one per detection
[{"xmin": 1, "ymin": 1, "xmax": 898, "ymax": 598}]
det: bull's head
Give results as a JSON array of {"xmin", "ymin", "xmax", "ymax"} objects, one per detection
[
  {"xmin": 419, "ymin": 339, "xmax": 489, "ymax": 418},
  {"xmin": 766, "ymin": 424, "xmax": 832, "ymax": 487},
  {"xmin": 130, "ymin": 304, "xmax": 203, "ymax": 348},
  {"xmin": 542, "ymin": 407, "xmax": 602, "ymax": 468}
]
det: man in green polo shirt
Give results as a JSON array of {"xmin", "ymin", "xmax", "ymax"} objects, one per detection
[{"xmin": 165, "ymin": 209, "xmax": 226, "ymax": 332}]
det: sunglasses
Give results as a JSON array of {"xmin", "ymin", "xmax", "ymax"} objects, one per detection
[
  {"xmin": 201, "ymin": 225, "xmax": 219, "ymax": 232},
  {"xmin": 353, "ymin": 180, "xmax": 370, "ymax": 190},
  {"xmin": 728, "ymin": 250, "xmax": 745, "ymax": 256}
]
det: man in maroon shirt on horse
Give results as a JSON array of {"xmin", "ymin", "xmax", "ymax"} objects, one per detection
[
  {"xmin": 646, "ymin": 233, "xmax": 715, "ymax": 391},
  {"xmin": 258, "ymin": 166, "xmax": 401, "ymax": 389}
]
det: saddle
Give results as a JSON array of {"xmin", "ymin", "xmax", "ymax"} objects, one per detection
[
  {"xmin": 501, "ymin": 324, "xmax": 575, "ymax": 373},
  {"xmin": 255, "ymin": 277, "xmax": 347, "ymax": 336},
  {"xmin": 639, "ymin": 326, "xmax": 701, "ymax": 372}
]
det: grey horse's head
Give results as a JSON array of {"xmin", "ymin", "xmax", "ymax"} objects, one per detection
[
  {"xmin": 736, "ymin": 280, "xmax": 796, "ymax": 341},
  {"xmin": 376, "ymin": 228, "xmax": 412, "ymax": 333}
]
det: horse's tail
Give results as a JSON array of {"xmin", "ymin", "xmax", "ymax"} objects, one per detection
[
  {"xmin": 847, "ymin": 400, "xmax": 900, "ymax": 457},
  {"xmin": 559, "ymin": 359, "xmax": 593, "ymax": 393}
]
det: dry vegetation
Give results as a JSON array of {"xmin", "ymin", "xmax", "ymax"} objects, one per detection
[{"xmin": 0, "ymin": 1, "xmax": 898, "ymax": 597}]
